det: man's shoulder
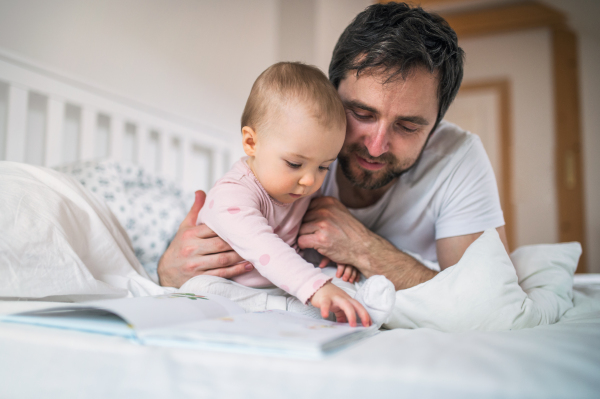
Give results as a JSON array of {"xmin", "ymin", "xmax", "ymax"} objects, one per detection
[
  {"xmin": 426, "ymin": 120, "xmax": 480, "ymax": 157},
  {"xmin": 407, "ymin": 120, "xmax": 487, "ymax": 184}
]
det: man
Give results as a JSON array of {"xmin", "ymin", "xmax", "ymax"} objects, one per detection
[{"xmin": 157, "ymin": 2, "xmax": 508, "ymax": 290}]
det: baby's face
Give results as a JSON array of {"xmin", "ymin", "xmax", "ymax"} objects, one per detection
[{"xmin": 248, "ymin": 104, "xmax": 345, "ymax": 204}]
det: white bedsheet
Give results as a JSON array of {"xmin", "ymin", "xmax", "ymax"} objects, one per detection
[{"xmin": 1, "ymin": 286, "xmax": 599, "ymax": 398}]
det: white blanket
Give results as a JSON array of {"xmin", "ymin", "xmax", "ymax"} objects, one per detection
[{"xmin": 0, "ymin": 162, "xmax": 584, "ymax": 332}]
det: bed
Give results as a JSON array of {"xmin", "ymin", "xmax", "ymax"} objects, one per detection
[{"xmin": 1, "ymin": 52, "xmax": 599, "ymax": 399}]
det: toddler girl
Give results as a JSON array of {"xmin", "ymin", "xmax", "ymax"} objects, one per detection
[{"xmin": 189, "ymin": 62, "xmax": 395, "ymax": 327}]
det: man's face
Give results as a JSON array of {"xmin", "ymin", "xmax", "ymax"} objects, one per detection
[{"xmin": 336, "ymin": 67, "xmax": 439, "ymax": 190}]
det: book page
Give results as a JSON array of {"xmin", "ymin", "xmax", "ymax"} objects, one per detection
[
  {"xmin": 142, "ymin": 310, "xmax": 376, "ymax": 353},
  {"xmin": 2, "ymin": 293, "xmax": 245, "ymax": 333},
  {"xmin": 77, "ymin": 293, "xmax": 245, "ymax": 331}
]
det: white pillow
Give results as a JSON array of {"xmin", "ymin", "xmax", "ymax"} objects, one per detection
[
  {"xmin": 0, "ymin": 162, "xmax": 166, "ymax": 300},
  {"xmin": 511, "ymin": 241, "xmax": 580, "ymax": 325},
  {"xmin": 55, "ymin": 160, "xmax": 191, "ymax": 280},
  {"xmin": 384, "ymin": 229, "xmax": 580, "ymax": 332}
]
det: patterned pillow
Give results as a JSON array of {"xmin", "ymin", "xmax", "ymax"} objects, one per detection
[{"xmin": 55, "ymin": 160, "xmax": 192, "ymax": 282}]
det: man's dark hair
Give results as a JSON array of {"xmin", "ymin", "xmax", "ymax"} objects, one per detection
[{"xmin": 329, "ymin": 2, "xmax": 464, "ymax": 128}]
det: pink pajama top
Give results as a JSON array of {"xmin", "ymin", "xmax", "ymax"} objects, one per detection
[{"xmin": 197, "ymin": 158, "xmax": 331, "ymax": 304}]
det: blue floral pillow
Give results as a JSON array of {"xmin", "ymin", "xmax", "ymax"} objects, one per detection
[{"xmin": 55, "ymin": 160, "xmax": 192, "ymax": 282}]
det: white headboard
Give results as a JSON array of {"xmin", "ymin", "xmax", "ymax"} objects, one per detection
[{"xmin": 0, "ymin": 51, "xmax": 233, "ymax": 193}]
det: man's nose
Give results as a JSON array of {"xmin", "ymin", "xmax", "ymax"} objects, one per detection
[
  {"xmin": 299, "ymin": 172, "xmax": 315, "ymax": 187},
  {"xmin": 364, "ymin": 123, "xmax": 390, "ymax": 158}
]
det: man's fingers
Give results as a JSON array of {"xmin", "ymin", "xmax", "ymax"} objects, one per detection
[
  {"xmin": 190, "ymin": 250, "xmax": 245, "ymax": 272},
  {"xmin": 296, "ymin": 232, "xmax": 319, "ymax": 250},
  {"xmin": 298, "ymin": 221, "xmax": 319, "ymax": 236},
  {"xmin": 195, "ymin": 223, "xmax": 220, "ymax": 239},
  {"xmin": 196, "ymin": 236, "xmax": 234, "ymax": 255},
  {"xmin": 336, "ymin": 264, "xmax": 345, "ymax": 278},
  {"xmin": 307, "ymin": 196, "xmax": 336, "ymax": 211},
  {"xmin": 319, "ymin": 257, "xmax": 331, "ymax": 269},
  {"xmin": 181, "ymin": 191, "xmax": 206, "ymax": 228},
  {"xmin": 203, "ymin": 262, "xmax": 253, "ymax": 279}
]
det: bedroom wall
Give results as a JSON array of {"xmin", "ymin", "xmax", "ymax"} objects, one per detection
[
  {"xmin": 579, "ymin": 33, "xmax": 600, "ymax": 273},
  {"xmin": 457, "ymin": 29, "xmax": 558, "ymax": 248},
  {"xmin": 0, "ymin": 0, "xmax": 371, "ymax": 162},
  {"xmin": 0, "ymin": 0, "xmax": 279, "ymax": 160},
  {"xmin": 457, "ymin": 25, "xmax": 599, "ymax": 272},
  {"xmin": 276, "ymin": 0, "xmax": 371, "ymax": 71}
]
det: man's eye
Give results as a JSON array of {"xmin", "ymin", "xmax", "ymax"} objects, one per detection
[
  {"xmin": 400, "ymin": 124, "xmax": 418, "ymax": 133},
  {"xmin": 353, "ymin": 110, "xmax": 372, "ymax": 120},
  {"xmin": 286, "ymin": 161, "xmax": 301, "ymax": 169}
]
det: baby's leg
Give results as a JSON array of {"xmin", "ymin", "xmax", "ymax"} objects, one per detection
[
  {"xmin": 321, "ymin": 267, "xmax": 396, "ymax": 328},
  {"xmin": 180, "ymin": 275, "xmax": 322, "ymax": 318},
  {"xmin": 180, "ymin": 275, "xmax": 286, "ymax": 312}
]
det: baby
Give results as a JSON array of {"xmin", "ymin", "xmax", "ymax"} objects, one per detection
[{"xmin": 189, "ymin": 62, "xmax": 395, "ymax": 327}]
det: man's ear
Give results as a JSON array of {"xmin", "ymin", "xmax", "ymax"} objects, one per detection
[{"xmin": 242, "ymin": 126, "xmax": 258, "ymax": 156}]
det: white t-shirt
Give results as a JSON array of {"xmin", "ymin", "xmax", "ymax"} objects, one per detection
[{"xmin": 320, "ymin": 120, "xmax": 505, "ymax": 264}]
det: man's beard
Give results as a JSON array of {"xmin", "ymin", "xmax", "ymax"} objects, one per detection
[{"xmin": 337, "ymin": 143, "xmax": 421, "ymax": 190}]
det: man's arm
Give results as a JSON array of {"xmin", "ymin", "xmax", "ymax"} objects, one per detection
[
  {"xmin": 436, "ymin": 226, "xmax": 508, "ymax": 269},
  {"xmin": 297, "ymin": 196, "xmax": 508, "ymax": 290},
  {"xmin": 157, "ymin": 191, "xmax": 253, "ymax": 288},
  {"xmin": 297, "ymin": 196, "xmax": 435, "ymax": 290}
]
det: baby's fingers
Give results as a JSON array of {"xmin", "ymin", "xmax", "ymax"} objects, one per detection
[
  {"xmin": 342, "ymin": 266, "xmax": 355, "ymax": 282},
  {"xmin": 333, "ymin": 309, "xmax": 347, "ymax": 323},
  {"xmin": 352, "ymin": 299, "xmax": 372, "ymax": 327},
  {"xmin": 336, "ymin": 264, "xmax": 346, "ymax": 278},
  {"xmin": 349, "ymin": 267, "xmax": 359, "ymax": 284},
  {"xmin": 336, "ymin": 299, "xmax": 357, "ymax": 327},
  {"xmin": 319, "ymin": 298, "xmax": 331, "ymax": 319}
]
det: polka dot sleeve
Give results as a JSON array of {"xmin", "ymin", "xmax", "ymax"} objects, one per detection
[{"xmin": 198, "ymin": 182, "xmax": 331, "ymax": 304}]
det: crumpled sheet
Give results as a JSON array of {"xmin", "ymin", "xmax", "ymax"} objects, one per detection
[
  {"xmin": 0, "ymin": 161, "xmax": 169, "ymax": 301},
  {"xmin": 385, "ymin": 229, "xmax": 580, "ymax": 331},
  {"xmin": 0, "ymin": 161, "xmax": 582, "ymax": 332}
]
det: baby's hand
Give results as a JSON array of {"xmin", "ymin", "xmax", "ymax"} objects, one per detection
[
  {"xmin": 309, "ymin": 282, "xmax": 371, "ymax": 327},
  {"xmin": 336, "ymin": 264, "xmax": 359, "ymax": 283},
  {"xmin": 318, "ymin": 256, "xmax": 360, "ymax": 284}
]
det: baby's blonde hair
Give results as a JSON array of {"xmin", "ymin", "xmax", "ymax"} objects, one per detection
[{"xmin": 241, "ymin": 62, "xmax": 346, "ymax": 133}]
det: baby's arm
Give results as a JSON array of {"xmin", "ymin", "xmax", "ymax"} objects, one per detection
[{"xmin": 199, "ymin": 183, "xmax": 331, "ymax": 304}]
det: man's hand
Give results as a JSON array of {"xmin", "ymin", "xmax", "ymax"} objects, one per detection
[
  {"xmin": 309, "ymin": 282, "xmax": 371, "ymax": 327},
  {"xmin": 298, "ymin": 196, "xmax": 436, "ymax": 290},
  {"xmin": 157, "ymin": 191, "xmax": 253, "ymax": 288}
]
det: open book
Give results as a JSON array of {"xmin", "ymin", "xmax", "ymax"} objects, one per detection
[{"xmin": 0, "ymin": 293, "xmax": 376, "ymax": 359}]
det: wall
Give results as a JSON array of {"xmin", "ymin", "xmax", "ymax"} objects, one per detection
[
  {"xmin": 0, "ymin": 0, "xmax": 371, "ymax": 161},
  {"xmin": 458, "ymin": 28, "xmax": 558, "ymax": 247},
  {"xmin": 0, "ymin": 0, "xmax": 279, "ymax": 158},
  {"xmin": 579, "ymin": 33, "xmax": 600, "ymax": 273},
  {"xmin": 277, "ymin": 0, "xmax": 371, "ymax": 72}
]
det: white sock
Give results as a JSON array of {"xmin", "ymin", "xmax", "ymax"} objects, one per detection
[
  {"xmin": 354, "ymin": 275, "xmax": 396, "ymax": 328},
  {"xmin": 315, "ymin": 266, "xmax": 396, "ymax": 327}
]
